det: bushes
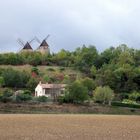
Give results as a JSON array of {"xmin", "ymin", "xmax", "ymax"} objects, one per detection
[
  {"xmin": 1, "ymin": 68, "xmax": 30, "ymax": 88},
  {"xmin": 128, "ymin": 92, "xmax": 140, "ymax": 101},
  {"xmin": 111, "ymin": 101, "xmax": 140, "ymax": 109},
  {"xmin": 0, "ymin": 89, "xmax": 32, "ymax": 103},
  {"xmin": 15, "ymin": 93, "xmax": 32, "ymax": 102},
  {"xmin": 93, "ymin": 86, "xmax": 114, "ymax": 105},
  {"xmin": 0, "ymin": 89, "xmax": 13, "ymax": 103},
  {"xmin": 34, "ymin": 96, "xmax": 48, "ymax": 102}
]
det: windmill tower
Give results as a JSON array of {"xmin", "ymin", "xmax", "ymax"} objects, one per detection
[
  {"xmin": 17, "ymin": 38, "xmax": 34, "ymax": 52},
  {"xmin": 35, "ymin": 35, "xmax": 50, "ymax": 54}
]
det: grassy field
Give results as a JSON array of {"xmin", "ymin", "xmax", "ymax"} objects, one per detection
[
  {"xmin": 0, "ymin": 114, "xmax": 139, "ymax": 140},
  {"xmin": 0, "ymin": 64, "xmax": 83, "ymax": 76}
]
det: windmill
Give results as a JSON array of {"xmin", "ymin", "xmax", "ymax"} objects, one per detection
[
  {"xmin": 17, "ymin": 38, "xmax": 34, "ymax": 52},
  {"xmin": 35, "ymin": 35, "xmax": 50, "ymax": 54}
]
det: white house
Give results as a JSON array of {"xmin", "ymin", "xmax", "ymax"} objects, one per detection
[{"xmin": 35, "ymin": 82, "xmax": 66, "ymax": 100}]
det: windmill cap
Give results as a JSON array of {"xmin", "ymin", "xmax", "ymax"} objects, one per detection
[
  {"xmin": 23, "ymin": 42, "xmax": 33, "ymax": 50},
  {"xmin": 40, "ymin": 40, "xmax": 49, "ymax": 46}
]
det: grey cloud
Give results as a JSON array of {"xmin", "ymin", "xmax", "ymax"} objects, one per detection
[{"xmin": 0, "ymin": 0, "xmax": 140, "ymax": 53}]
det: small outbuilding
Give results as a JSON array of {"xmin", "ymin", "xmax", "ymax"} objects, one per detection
[{"xmin": 35, "ymin": 82, "xmax": 66, "ymax": 101}]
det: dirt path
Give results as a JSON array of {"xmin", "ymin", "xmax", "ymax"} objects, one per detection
[{"xmin": 0, "ymin": 115, "xmax": 139, "ymax": 140}]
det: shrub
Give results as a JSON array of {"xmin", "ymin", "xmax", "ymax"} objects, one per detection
[
  {"xmin": 111, "ymin": 101, "xmax": 140, "ymax": 108},
  {"xmin": 0, "ymin": 89, "xmax": 13, "ymax": 103},
  {"xmin": 93, "ymin": 86, "xmax": 114, "ymax": 105},
  {"xmin": 57, "ymin": 96, "xmax": 64, "ymax": 104},
  {"xmin": 31, "ymin": 67, "xmax": 39, "ymax": 75},
  {"xmin": 15, "ymin": 93, "xmax": 32, "ymax": 102},
  {"xmin": 0, "ymin": 76, "xmax": 5, "ymax": 87},
  {"xmin": 34, "ymin": 96, "xmax": 48, "ymax": 102},
  {"xmin": 24, "ymin": 90, "xmax": 32, "ymax": 95},
  {"xmin": 122, "ymin": 99, "xmax": 138, "ymax": 105},
  {"xmin": 47, "ymin": 68, "xmax": 55, "ymax": 72},
  {"xmin": 129, "ymin": 91, "xmax": 140, "ymax": 101},
  {"xmin": 59, "ymin": 67, "xmax": 65, "ymax": 71}
]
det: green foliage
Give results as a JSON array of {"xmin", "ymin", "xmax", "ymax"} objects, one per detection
[
  {"xmin": 129, "ymin": 91, "xmax": 140, "ymax": 101},
  {"xmin": 44, "ymin": 75, "xmax": 50, "ymax": 82},
  {"xmin": 59, "ymin": 67, "xmax": 65, "ymax": 71},
  {"xmin": 74, "ymin": 45, "xmax": 98, "ymax": 73},
  {"xmin": 0, "ymin": 44, "xmax": 139, "ymax": 100},
  {"xmin": 26, "ymin": 77, "xmax": 39, "ymax": 91},
  {"xmin": 31, "ymin": 67, "xmax": 39, "ymax": 75},
  {"xmin": 81, "ymin": 77, "xmax": 95, "ymax": 96},
  {"xmin": 111, "ymin": 101, "xmax": 140, "ymax": 108},
  {"xmin": 47, "ymin": 68, "xmax": 55, "ymax": 71},
  {"xmin": 93, "ymin": 86, "xmax": 114, "ymax": 105},
  {"xmin": 15, "ymin": 93, "xmax": 32, "ymax": 102},
  {"xmin": 0, "ymin": 76, "xmax": 5, "ymax": 87},
  {"xmin": 90, "ymin": 65, "xmax": 97, "ymax": 78},
  {"xmin": 122, "ymin": 99, "xmax": 138, "ymax": 105},
  {"xmin": 23, "ymin": 90, "xmax": 32, "ymax": 95},
  {"xmin": 1, "ymin": 68, "xmax": 30, "ymax": 88},
  {"xmin": 67, "ymin": 80, "xmax": 89, "ymax": 103},
  {"xmin": 0, "ymin": 89, "xmax": 13, "ymax": 103},
  {"xmin": 34, "ymin": 96, "xmax": 48, "ymax": 102}
]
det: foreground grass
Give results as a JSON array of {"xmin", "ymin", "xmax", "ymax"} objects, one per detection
[
  {"xmin": 0, "ymin": 103, "xmax": 140, "ymax": 115},
  {"xmin": 0, "ymin": 114, "xmax": 139, "ymax": 140}
]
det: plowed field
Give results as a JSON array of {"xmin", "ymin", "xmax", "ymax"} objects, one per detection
[{"xmin": 0, "ymin": 115, "xmax": 139, "ymax": 140}]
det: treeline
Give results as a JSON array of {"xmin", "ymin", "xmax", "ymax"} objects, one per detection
[{"xmin": 0, "ymin": 44, "xmax": 140, "ymax": 95}]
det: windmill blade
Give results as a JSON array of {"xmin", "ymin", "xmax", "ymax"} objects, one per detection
[
  {"xmin": 34, "ymin": 36, "xmax": 41, "ymax": 44},
  {"xmin": 29, "ymin": 38, "xmax": 35, "ymax": 44},
  {"xmin": 17, "ymin": 38, "xmax": 25, "ymax": 46},
  {"xmin": 44, "ymin": 34, "xmax": 50, "ymax": 41},
  {"xmin": 17, "ymin": 46, "xmax": 24, "ymax": 52}
]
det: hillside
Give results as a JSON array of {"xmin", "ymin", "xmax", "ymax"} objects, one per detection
[
  {"xmin": 0, "ymin": 65, "xmax": 83, "ymax": 78},
  {"xmin": 0, "ymin": 45, "xmax": 139, "ymax": 113}
]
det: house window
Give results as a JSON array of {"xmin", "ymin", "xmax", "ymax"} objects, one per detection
[{"xmin": 45, "ymin": 89, "xmax": 50, "ymax": 95}]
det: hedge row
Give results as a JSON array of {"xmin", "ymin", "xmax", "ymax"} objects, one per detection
[{"xmin": 111, "ymin": 101, "xmax": 140, "ymax": 109}]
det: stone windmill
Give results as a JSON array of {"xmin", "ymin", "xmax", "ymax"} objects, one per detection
[
  {"xmin": 35, "ymin": 35, "xmax": 50, "ymax": 54},
  {"xmin": 17, "ymin": 38, "xmax": 34, "ymax": 52}
]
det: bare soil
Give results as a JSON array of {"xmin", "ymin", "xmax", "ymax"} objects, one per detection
[{"xmin": 0, "ymin": 115, "xmax": 139, "ymax": 140}]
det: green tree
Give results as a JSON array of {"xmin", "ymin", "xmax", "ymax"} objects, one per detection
[
  {"xmin": 2, "ymin": 68, "xmax": 30, "ymax": 88},
  {"xmin": 26, "ymin": 78, "xmax": 39, "ymax": 91},
  {"xmin": 93, "ymin": 86, "xmax": 114, "ymax": 105},
  {"xmin": 67, "ymin": 80, "xmax": 89, "ymax": 103},
  {"xmin": 90, "ymin": 65, "xmax": 97, "ymax": 78},
  {"xmin": 81, "ymin": 77, "xmax": 95, "ymax": 96}
]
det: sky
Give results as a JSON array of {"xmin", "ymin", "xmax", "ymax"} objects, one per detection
[{"xmin": 0, "ymin": 0, "xmax": 140, "ymax": 53}]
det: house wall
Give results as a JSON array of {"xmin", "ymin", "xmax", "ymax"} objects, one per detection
[{"xmin": 35, "ymin": 85, "xmax": 44, "ymax": 97}]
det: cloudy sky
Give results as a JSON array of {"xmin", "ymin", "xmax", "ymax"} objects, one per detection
[{"xmin": 0, "ymin": 0, "xmax": 140, "ymax": 53}]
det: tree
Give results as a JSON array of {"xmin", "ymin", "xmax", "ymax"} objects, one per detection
[
  {"xmin": 26, "ymin": 78, "xmax": 39, "ymax": 91},
  {"xmin": 67, "ymin": 80, "xmax": 89, "ymax": 103},
  {"xmin": 90, "ymin": 65, "xmax": 97, "ymax": 78},
  {"xmin": 93, "ymin": 86, "xmax": 114, "ymax": 105},
  {"xmin": 74, "ymin": 45, "xmax": 98, "ymax": 73},
  {"xmin": 81, "ymin": 77, "xmax": 95, "ymax": 96},
  {"xmin": 2, "ymin": 68, "xmax": 30, "ymax": 88}
]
